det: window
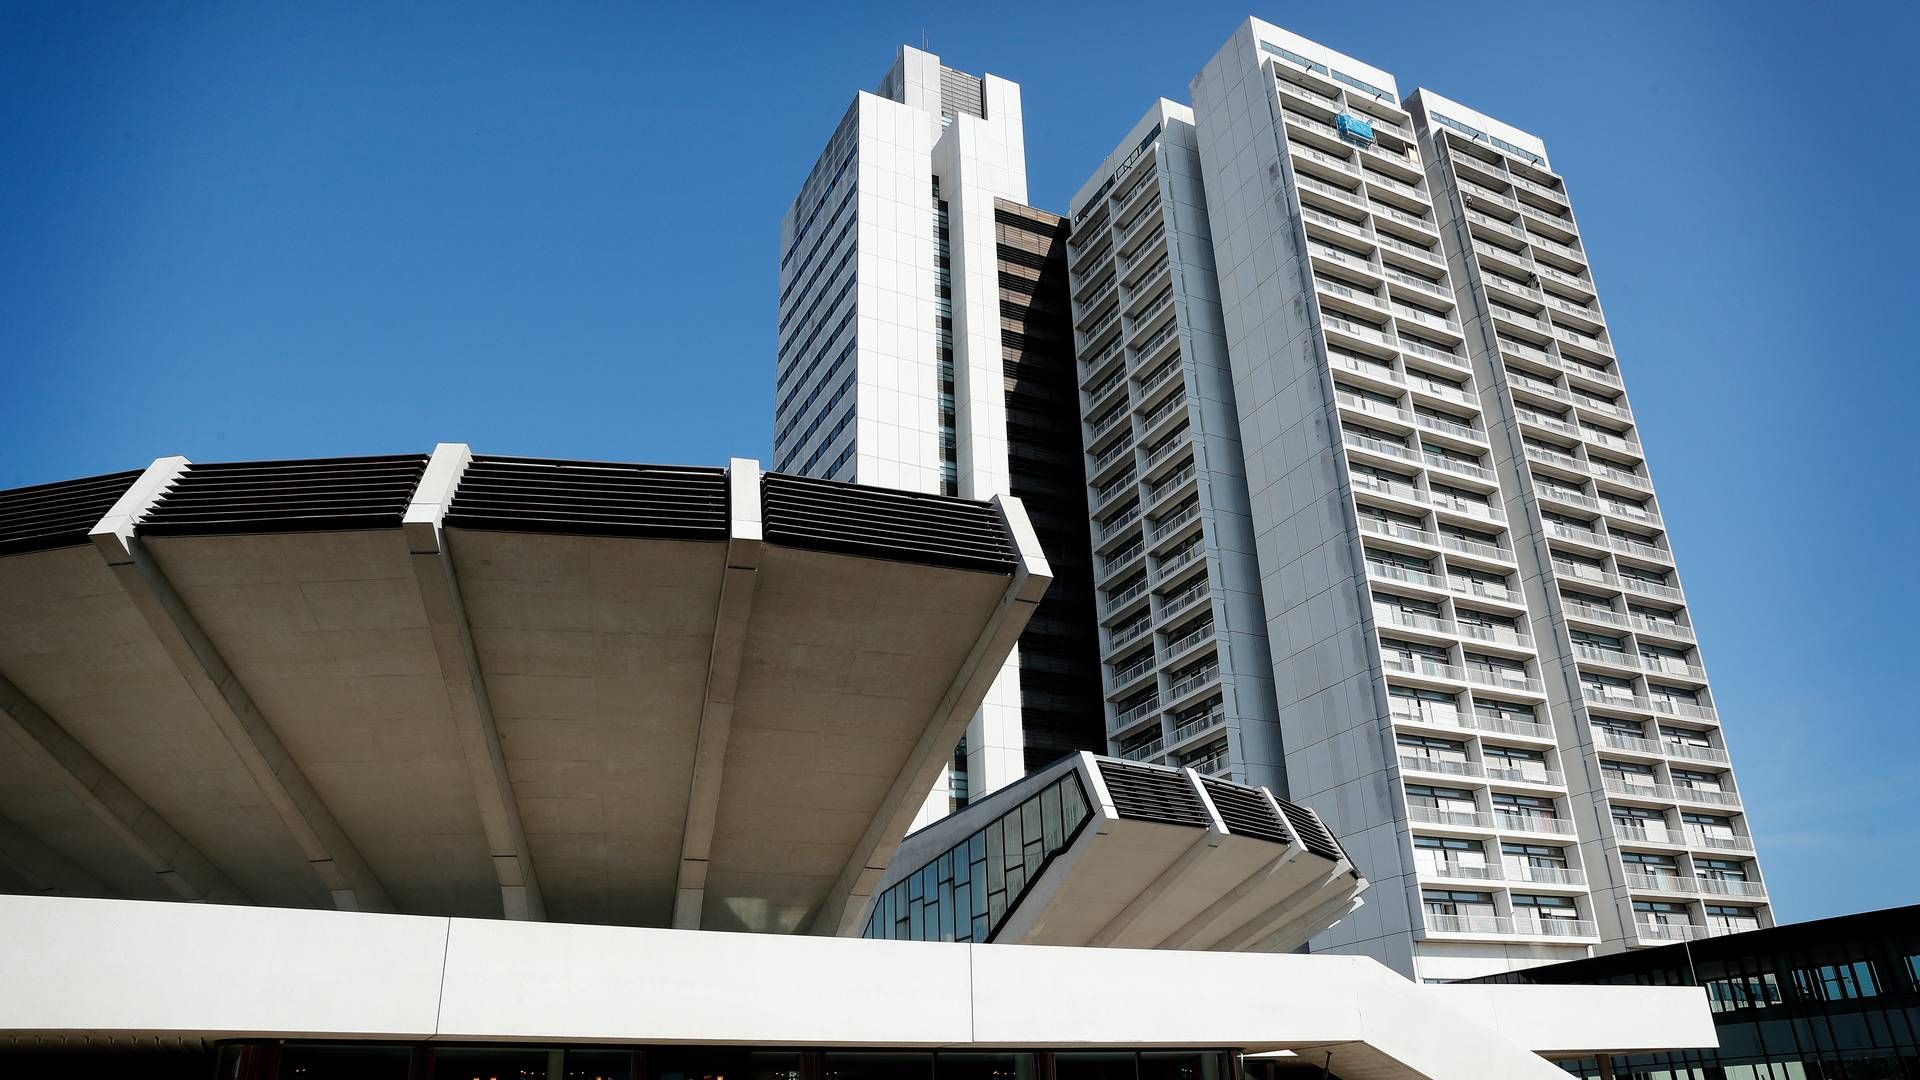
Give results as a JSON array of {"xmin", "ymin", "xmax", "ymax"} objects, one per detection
[
  {"xmin": 1423, "ymin": 889, "xmax": 1495, "ymax": 916},
  {"xmin": 1511, "ymin": 893, "xmax": 1579, "ymax": 924},
  {"xmin": 1414, "ymin": 835, "xmax": 1487, "ymax": 878},
  {"xmin": 1389, "ymin": 685, "xmax": 1459, "ymax": 726},
  {"xmin": 1704, "ymin": 972, "xmax": 1782, "ymax": 1014},
  {"xmin": 862, "ymin": 773, "xmax": 1091, "ymax": 943},
  {"xmin": 1633, "ymin": 900, "xmax": 1689, "ymax": 926}
]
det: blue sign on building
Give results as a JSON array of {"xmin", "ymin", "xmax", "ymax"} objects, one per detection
[{"xmin": 1335, "ymin": 113, "xmax": 1375, "ymax": 144}]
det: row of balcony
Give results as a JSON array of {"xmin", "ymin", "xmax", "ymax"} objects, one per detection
[
  {"xmin": 1367, "ymin": 559, "xmax": 1523, "ymax": 610},
  {"xmin": 1399, "ymin": 754, "xmax": 1564, "ymax": 788},
  {"xmin": 1424, "ymin": 914, "xmax": 1598, "ymax": 939},
  {"xmin": 1408, "ymin": 804, "xmax": 1578, "ymax": 836},
  {"xmin": 1602, "ymin": 776, "xmax": 1740, "ymax": 809},
  {"xmin": 1382, "ymin": 653, "xmax": 1545, "ymax": 696},
  {"xmin": 1591, "ymin": 727, "xmax": 1728, "ymax": 765},
  {"xmin": 1582, "ymin": 687, "xmax": 1718, "ymax": 723}
]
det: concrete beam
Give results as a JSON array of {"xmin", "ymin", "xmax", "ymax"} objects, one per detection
[
  {"xmin": 403, "ymin": 443, "xmax": 544, "ymax": 921},
  {"xmin": 672, "ymin": 459, "xmax": 764, "ymax": 930},
  {"xmin": 0, "ymin": 810, "xmax": 115, "ymax": 899},
  {"xmin": 809, "ymin": 493, "xmax": 1052, "ymax": 937},
  {"xmin": 89, "ymin": 457, "xmax": 394, "ymax": 913},
  {"xmin": 1084, "ymin": 826, "xmax": 1225, "ymax": 948},
  {"xmin": 0, "ymin": 671, "xmax": 243, "ymax": 903}
]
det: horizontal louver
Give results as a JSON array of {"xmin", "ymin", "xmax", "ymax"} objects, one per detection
[
  {"xmin": 1096, "ymin": 761, "xmax": 1211, "ymax": 828},
  {"xmin": 0, "ymin": 470, "xmax": 142, "ymax": 556},
  {"xmin": 762, "ymin": 472, "xmax": 1015, "ymax": 574},
  {"xmin": 1201, "ymin": 777, "xmax": 1294, "ymax": 845},
  {"xmin": 1275, "ymin": 799, "xmax": 1346, "ymax": 862},
  {"xmin": 444, "ymin": 457, "xmax": 728, "ymax": 540},
  {"xmin": 138, "ymin": 456, "xmax": 426, "ymax": 536}
]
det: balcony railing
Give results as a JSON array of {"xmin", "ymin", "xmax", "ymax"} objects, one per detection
[
  {"xmin": 1399, "ymin": 755, "xmax": 1482, "ymax": 779},
  {"xmin": 1110, "ymin": 695, "xmax": 1161, "ymax": 731},
  {"xmin": 1167, "ymin": 664, "xmax": 1220, "ymax": 701},
  {"xmin": 1164, "ymin": 620, "xmax": 1214, "ymax": 660},
  {"xmin": 1407, "ymin": 805, "xmax": 1494, "ymax": 829},
  {"xmin": 1635, "ymin": 921, "xmax": 1712, "ymax": 943},
  {"xmin": 1506, "ymin": 863, "xmax": 1585, "ymax": 886},
  {"xmin": 1119, "ymin": 738, "xmax": 1165, "ymax": 763},
  {"xmin": 1169, "ymin": 702, "xmax": 1227, "ymax": 744},
  {"xmin": 1495, "ymin": 812, "xmax": 1576, "ymax": 836}
]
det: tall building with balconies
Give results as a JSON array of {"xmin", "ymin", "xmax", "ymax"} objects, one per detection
[
  {"xmin": 775, "ymin": 46, "xmax": 1101, "ymax": 819},
  {"xmin": 1405, "ymin": 88, "xmax": 1773, "ymax": 955},
  {"xmin": 1065, "ymin": 100, "xmax": 1285, "ymax": 793},
  {"xmin": 1187, "ymin": 19, "xmax": 1599, "ymax": 981}
]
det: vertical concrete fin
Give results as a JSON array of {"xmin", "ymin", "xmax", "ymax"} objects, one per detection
[
  {"xmin": 88, "ymin": 456, "xmax": 395, "ymax": 914},
  {"xmin": 405, "ymin": 443, "xmax": 547, "ymax": 921},
  {"xmin": 0, "ymin": 670, "xmax": 246, "ymax": 903},
  {"xmin": 672, "ymin": 458, "xmax": 764, "ymax": 930}
]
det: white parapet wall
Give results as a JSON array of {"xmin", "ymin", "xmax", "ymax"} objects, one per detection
[{"xmin": 0, "ymin": 895, "xmax": 1714, "ymax": 1078}]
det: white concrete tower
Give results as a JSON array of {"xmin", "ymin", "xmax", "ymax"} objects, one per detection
[
  {"xmin": 1404, "ymin": 88, "xmax": 1774, "ymax": 954},
  {"xmin": 774, "ymin": 47, "xmax": 1032, "ymax": 819},
  {"xmin": 1064, "ymin": 101, "xmax": 1286, "ymax": 794},
  {"xmin": 1188, "ymin": 19, "xmax": 1595, "ymax": 980}
]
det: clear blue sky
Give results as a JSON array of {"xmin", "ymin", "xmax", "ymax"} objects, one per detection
[{"xmin": 3, "ymin": 1, "xmax": 1915, "ymax": 924}]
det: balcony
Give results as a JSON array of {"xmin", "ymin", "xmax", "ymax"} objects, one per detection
[
  {"xmin": 1635, "ymin": 921, "xmax": 1712, "ymax": 944},
  {"xmin": 1109, "ymin": 654, "xmax": 1157, "ymax": 691},
  {"xmin": 1164, "ymin": 619, "xmax": 1215, "ymax": 662},
  {"xmin": 1097, "ymin": 504, "xmax": 1142, "ymax": 542},
  {"xmin": 1344, "ymin": 426, "xmax": 1420, "ymax": 465},
  {"xmin": 1495, "ymin": 812, "xmax": 1577, "ymax": 836},
  {"xmin": 1302, "ymin": 205, "xmax": 1373, "ymax": 247},
  {"xmin": 1367, "ymin": 559, "xmax": 1446, "ymax": 593},
  {"xmin": 1697, "ymin": 877, "xmax": 1768, "ymax": 899},
  {"xmin": 1486, "ymin": 765, "xmax": 1563, "ymax": 788},
  {"xmin": 1593, "ymin": 728, "xmax": 1662, "ymax": 756},
  {"xmin": 1425, "ymin": 914, "xmax": 1597, "ymax": 939},
  {"xmin": 1158, "ymin": 578, "xmax": 1211, "ymax": 621},
  {"xmin": 1148, "ymin": 502, "xmax": 1203, "ymax": 547},
  {"xmin": 1143, "ymin": 428, "xmax": 1192, "ymax": 471},
  {"xmin": 1466, "ymin": 667, "xmax": 1544, "ymax": 695},
  {"xmin": 1429, "ymin": 490, "xmax": 1505, "ymax": 524},
  {"xmin": 1106, "ymin": 618, "xmax": 1152, "ymax": 654},
  {"xmin": 1331, "ymin": 351, "xmax": 1405, "ymax": 391},
  {"xmin": 1662, "ymin": 740, "xmax": 1729, "ymax": 765},
  {"xmin": 1166, "ymin": 663, "xmax": 1221, "ymax": 703},
  {"xmin": 1619, "ymin": 575, "xmax": 1684, "ymax": 603},
  {"xmin": 1513, "ymin": 917, "xmax": 1598, "ymax": 939},
  {"xmin": 1110, "ymin": 695, "xmax": 1161, "ymax": 733},
  {"xmin": 1149, "ymin": 542, "xmax": 1205, "ymax": 587},
  {"xmin": 1626, "ymin": 873, "xmax": 1695, "ymax": 895},
  {"xmin": 1391, "ymin": 302, "xmax": 1464, "ymax": 341},
  {"xmin": 1398, "ymin": 336, "xmax": 1469, "ymax": 373},
  {"xmin": 1317, "ymin": 275, "xmax": 1391, "ymax": 317},
  {"xmin": 1424, "ymin": 452, "xmax": 1494, "ymax": 485},
  {"xmin": 1118, "ymin": 737, "xmax": 1165, "ymax": 763},
  {"xmin": 1297, "ymin": 173, "xmax": 1367, "ymax": 212},
  {"xmin": 1440, "ymin": 533, "xmax": 1513, "ymax": 566},
  {"xmin": 1097, "ymin": 539, "xmax": 1144, "ymax": 583},
  {"xmin": 1359, "ymin": 515, "xmax": 1437, "ymax": 550},
  {"xmin": 1506, "ymin": 863, "xmax": 1585, "ymax": 887},
  {"xmin": 1322, "ymin": 313, "xmax": 1398, "ymax": 353},
  {"xmin": 1168, "ymin": 704, "xmax": 1226, "ymax": 748},
  {"xmin": 1399, "ymin": 754, "xmax": 1483, "ymax": 780},
  {"xmin": 1335, "ymin": 388, "xmax": 1414, "ymax": 427},
  {"xmin": 1102, "ymin": 576, "xmax": 1150, "ymax": 617},
  {"xmin": 1457, "ymin": 620, "xmax": 1532, "ymax": 650},
  {"xmin": 1472, "ymin": 714, "xmax": 1555, "ymax": 741},
  {"xmin": 1376, "ymin": 232, "xmax": 1446, "ymax": 270},
  {"xmin": 1382, "ymin": 653, "xmax": 1465, "ymax": 685},
  {"xmin": 1407, "ymin": 805, "xmax": 1494, "ymax": 830}
]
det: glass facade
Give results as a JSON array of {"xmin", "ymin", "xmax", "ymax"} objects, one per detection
[
  {"xmin": 1471, "ymin": 905, "xmax": 1920, "ymax": 1079},
  {"xmin": 861, "ymin": 771, "xmax": 1092, "ymax": 943}
]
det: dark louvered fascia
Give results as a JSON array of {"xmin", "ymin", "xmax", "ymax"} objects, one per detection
[
  {"xmin": 1201, "ymin": 777, "xmax": 1294, "ymax": 845},
  {"xmin": 0, "ymin": 470, "xmax": 143, "ymax": 557},
  {"xmin": 761, "ymin": 472, "xmax": 1016, "ymax": 574},
  {"xmin": 443, "ymin": 456, "xmax": 729, "ymax": 541},
  {"xmin": 1275, "ymin": 799, "xmax": 1346, "ymax": 862},
  {"xmin": 136, "ymin": 455, "xmax": 428, "ymax": 536},
  {"xmin": 1096, "ymin": 760, "xmax": 1212, "ymax": 828}
]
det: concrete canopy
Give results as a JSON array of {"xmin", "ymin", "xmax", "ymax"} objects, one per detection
[{"xmin": 0, "ymin": 446, "xmax": 1047, "ymax": 935}]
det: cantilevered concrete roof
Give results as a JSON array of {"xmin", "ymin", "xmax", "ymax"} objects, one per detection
[
  {"xmin": 863, "ymin": 753, "xmax": 1367, "ymax": 951},
  {"xmin": 0, "ymin": 445, "xmax": 1048, "ymax": 935}
]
